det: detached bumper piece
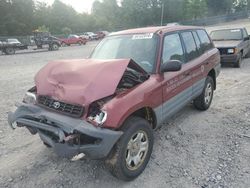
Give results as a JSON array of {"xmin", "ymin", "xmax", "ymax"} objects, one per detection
[{"xmin": 8, "ymin": 103, "xmax": 123, "ymax": 159}]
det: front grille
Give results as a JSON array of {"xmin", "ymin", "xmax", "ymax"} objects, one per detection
[
  {"xmin": 37, "ymin": 95, "xmax": 84, "ymax": 118},
  {"xmin": 218, "ymin": 48, "xmax": 228, "ymax": 55}
]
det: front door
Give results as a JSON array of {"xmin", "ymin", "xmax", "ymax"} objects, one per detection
[{"xmin": 161, "ymin": 33, "xmax": 193, "ymax": 122}]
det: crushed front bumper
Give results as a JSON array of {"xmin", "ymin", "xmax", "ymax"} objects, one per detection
[{"xmin": 8, "ymin": 103, "xmax": 123, "ymax": 159}]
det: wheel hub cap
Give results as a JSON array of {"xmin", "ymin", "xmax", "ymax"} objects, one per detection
[
  {"xmin": 205, "ymin": 83, "xmax": 212, "ymax": 104},
  {"xmin": 126, "ymin": 131, "xmax": 149, "ymax": 170}
]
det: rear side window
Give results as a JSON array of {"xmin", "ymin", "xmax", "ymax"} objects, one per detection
[
  {"xmin": 181, "ymin": 32, "xmax": 199, "ymax": 62},
  {"xmin": 197, "ymin": 30, "xmax": 213, "ymax": 53},
  {"xmin": 192, "ymin": 31, "xmax": 202, "ymax": 55},
  {"xmin": 162, "ymin": 33, "xmax": 185, "ymax": 63}
]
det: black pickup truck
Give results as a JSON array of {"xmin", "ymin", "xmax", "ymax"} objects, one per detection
[
  {"xmin": 210, "ymin": 28, "xmax": 250, "ymax": 68},
  {"xmin": 0, "ymin": 40, "xmax": 28, "ymax": 55}
]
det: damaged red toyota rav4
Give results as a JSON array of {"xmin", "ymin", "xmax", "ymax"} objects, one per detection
[{"xmin": 8, "ymin": 26, "xmax": 220, "ymax": 181}]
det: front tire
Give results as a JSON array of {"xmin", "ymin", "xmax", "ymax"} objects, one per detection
[
  {"xmin": 51, "ymin": 43, "xmax": 59, "ymax": 51},
  {"xmin": 193, "ymin": 76, "xmax": 214, "ymax": 111},
  {"xmin": 234, "ymin": 53, "xmax": 242, "ymax": 68},
  {"xmin": 105, "ymin": 117, "xmax": 154, "ymax": 181},
  {"xmin": 5, "ymin": 47, "xmax": 15, "ymax": 55}
]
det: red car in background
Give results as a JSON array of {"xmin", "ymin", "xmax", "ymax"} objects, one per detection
[
  {"xmin": 60, "ymin": 35, "xmax": 87, "ymax": 46},
  {"xmin": 96, "ymin": 31, "xmax": 109, "ymax": 39}
]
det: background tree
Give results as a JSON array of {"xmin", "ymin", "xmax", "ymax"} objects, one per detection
[
  {"xmin": 62, "ymin": 27, "xmax": 72, "ymax": 36},
  {"xmin": 0, "ymin": 0, "xmax": 247, "ymax": 36},
  {"xmin": 185, "ymin": 0, "xmax": 207, "ymax": 19},
  {"xmin": 36, "ymin": 25, "xmax": 50, "ymax": 32},
  {"xmin": 205, "ymin": 0, "xmax": 234, "ymax": 16}
]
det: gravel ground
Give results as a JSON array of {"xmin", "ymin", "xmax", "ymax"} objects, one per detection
[
  {"xmin": 0, "ymin": 40, "xmax": 250, "ymax": 188},
  {"xmin": 206, "ymin": 18, "xmax": 250, "ymax": 33}
]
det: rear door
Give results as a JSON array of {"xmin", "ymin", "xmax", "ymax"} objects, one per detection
[
  {"xmin": 179, "ymin": 31, "xmax": 207, "ymax": 99},
  {"xmin": 191, "ymin": 29, "xmax": 217, "ymax": 98},
  {"xmin": 161, "ymin": 32, "xmax": 193, "ymax": 121}
]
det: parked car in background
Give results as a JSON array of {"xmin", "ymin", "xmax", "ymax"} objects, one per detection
[
  {"xmin": 6, "ymin": 38, "xmax": 22, "ymax": 45},
  {"xmin": 95, "ymin": 31, "xmax": 109, "ymax": 39},
  {"xmin": 84, "ymin": 32, "xmax": 99, "ymax": 40},
  {"xmin": 0, "ymin": 39, "xmax": 28, "ymax": 55},
  {"xmin": 60, "ymin": 35, "xmax": 87, "ymax": 46},
  {"xmin": 166, "ymin": 22, "xmax": 180, "ymax": 26},
  {"xmin": 80, "ymin": 34, "xmax": 90, "ymax": 41},
  {"xmin": 8, "ymin": 25, "xmax": 220, "ymax": 180},
  {"xmin": 33, "ymin": 31, "xmax": 61, "ymax": 51},
  {"xmin": 210, "ymin": 28, "xmax": 250, "ymax": 68}
]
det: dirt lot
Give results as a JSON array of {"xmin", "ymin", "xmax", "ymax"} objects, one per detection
[
  {"xmin": 0, "ymin": 40, "xmax": 250, "ymax": 188},
  {"xmin": 206, "ymin": 18, "xmax": 250, "ymax": 33}
]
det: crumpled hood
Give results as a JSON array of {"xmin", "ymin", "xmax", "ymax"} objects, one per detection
[
  {"xmin": 213, "ymin": 40, "xmax": 241, "ymax": 48},
  {"xmin": 35, "ymin": 59, "xmax": 140, "ymax": 105}
]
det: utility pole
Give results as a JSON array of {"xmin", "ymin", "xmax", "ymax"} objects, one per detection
[{"xmin": 161, "ymin": 2, "xmax": 165, "ymax": 26}]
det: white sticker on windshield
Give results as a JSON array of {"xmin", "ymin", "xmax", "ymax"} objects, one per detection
[
  {"xmin": 132, "ymin": 33, "xmax": 153, "ymax": 40},
  {"xmin": 231, "ymin": 29, "xmax": 240, "ymax": 32}
]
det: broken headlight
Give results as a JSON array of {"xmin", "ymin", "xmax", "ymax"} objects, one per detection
[
  {"xmin": 23, "ymin": 92, "xmax": 37, "ymax": 104},
  {"xmin": 88, "ymin": 110, "xmax": 107, "ymax": 126}
]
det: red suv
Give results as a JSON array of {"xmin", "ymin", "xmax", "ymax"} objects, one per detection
[
  {"xmin": 60, "ymin": 34, "xmax": 87, "ymax": 46},
  {"xmin": 8, "ymin": 26, "xmax": 220, "ymax": 181}
]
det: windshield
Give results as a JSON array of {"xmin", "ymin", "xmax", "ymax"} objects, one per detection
[
  {"xmin": 210, "ymin": 29, "xmax": 242, "ymax": 41},
  {"xmin": 90, "ymin": 34, "xmax": 158, "ymax": 73}
]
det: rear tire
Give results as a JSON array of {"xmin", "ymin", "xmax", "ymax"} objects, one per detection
[
  {"xmin": 105, "ymin": 117, "xmax": 153, "ymax": 181},
  {"xmin": 193, "ymin": 76, "xmax": 214, "ymax": 111}
]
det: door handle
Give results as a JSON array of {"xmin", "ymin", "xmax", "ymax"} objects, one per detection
[{"xmin": 184, "ymin": 72, "xmax": 191, "ymax": 76}]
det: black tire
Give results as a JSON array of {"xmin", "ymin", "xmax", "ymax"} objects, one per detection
[
  {"xmin": 5, "ymin": 47, "xmax": 15, "ymax": 55},
  {"xmin": 234, "ymin": 53, "xmax": 242, "ymax": 68},
  {"xmin": 43, "ymin": 142, "xmax": 52, "ymax": 148},
  {"xmin": 245, "ymin": 50, "xmax": 250, "ymax": 58},
  {"xmin": 105, "ymin": 116, "xmax": 154, "ymax": 181},
  {"xmin": 193, "ymin": 76, "xmax": 214, "ymax": 111},
  {"xmin": 51, "ymin": 43, "xmax": 59, "ymax": 51},
  {"xmin": 78, "ymin": 41, "xmax": 83, "ymax": 45}
]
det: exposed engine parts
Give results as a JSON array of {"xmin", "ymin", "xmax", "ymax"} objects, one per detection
[{"xmin": 118, "ymin": 68, "xmax": 149, "ymax": 89}]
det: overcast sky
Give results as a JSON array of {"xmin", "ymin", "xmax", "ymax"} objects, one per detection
[{"xmin": 36, "ymin": 0, "xmax": 96, "ymax": 13}]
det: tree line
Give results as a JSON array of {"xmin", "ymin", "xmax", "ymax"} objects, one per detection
[{"xmin": 0, "ymin": 0, "xmax": 250, "ymax": 36}]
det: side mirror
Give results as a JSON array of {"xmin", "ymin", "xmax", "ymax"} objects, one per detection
[
  {"xmin": 244, "ymin": 36, "xmax": 250, "ymax": 41},
  {"xmin": 161, "ymin": 60, "xmax": 182, "ymax": 73}
]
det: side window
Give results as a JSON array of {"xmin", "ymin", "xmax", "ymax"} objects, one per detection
[
  {"xmin": 192, "ymin": 31, "xmax": 202, "ymax": 55},
  {"xmin": 243, "ymin": 29, "xmax": 248, "ymax": 38},
  {"xmin": 162, "ymin": 33, "xmax": 185, "ymax": 64},
  {"xmin": 181, "ymin": 31, "xmax": 199, "ymax": 62},
  {"xmin": 197, "ymin": 30, "xmax": 213, "ymax": 53}
]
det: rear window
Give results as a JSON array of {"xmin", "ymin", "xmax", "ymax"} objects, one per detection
[
  {"xmin": 181, "ymin": 32, "xmax": 199, "ymax": 62},
  {"xmin": 210, "ymin": 29, "xmax": 242, "ymax": 41},
  {"xmin": 197, "ymin": 30, "xmax": 213, "ymax": 52}
]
